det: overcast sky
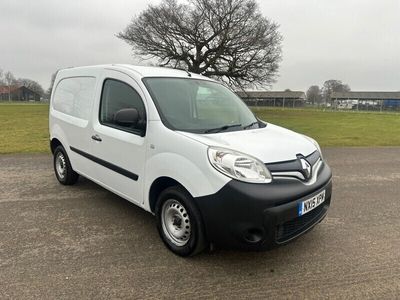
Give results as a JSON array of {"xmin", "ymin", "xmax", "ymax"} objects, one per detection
[{"xmin": 0, "ymin": 0, "xmax": 399, "ymax": 91}]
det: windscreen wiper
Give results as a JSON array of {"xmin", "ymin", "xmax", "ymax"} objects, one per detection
[
  {"xmin": 243, "ymin": 121, "xmax": 259, "ymax": 130},
  {"xmin": 204, "ymin": 123, "xmax": 242, "ymax": 133}
]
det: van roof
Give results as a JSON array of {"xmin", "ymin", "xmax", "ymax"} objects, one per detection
[{"xmin": 58, "ymin": 64, "xmax": 209, "ymax": 80}]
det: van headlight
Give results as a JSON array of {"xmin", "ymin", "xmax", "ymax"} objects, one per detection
[{"xmin": 208, "ymin": 147, "xmax": 272, "ymax": 183}]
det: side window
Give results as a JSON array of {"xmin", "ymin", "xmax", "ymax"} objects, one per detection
[
  {"xmin": 99, "ymin": 79, "xmax": 146, "ymax": 135},
  {"xmin": 53, "ymin": 77, "xmax": 96, "ymax": 120}
]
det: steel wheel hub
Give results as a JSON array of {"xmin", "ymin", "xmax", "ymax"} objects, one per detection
[
  {"xmin": 161, "ymin": 199, "xmax": 191, "ymax": 246},
  {"xmin": 56, "ymin": 152, "xmax": 66, "ymax": 179}
]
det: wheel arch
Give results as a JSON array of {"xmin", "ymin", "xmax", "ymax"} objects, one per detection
[
  {"xmin": 144, "ymin": 152, "xmax": 229, "ymax": 214},
  {"xmin": 148, "ymin": 176, "xmax": 188, "ymax": 213},
  {"xmin": 49, "ymin": 122, "xmax": 70, "ymax": 155},
  {"xmin": 50, "ymin": 138, "xmax": 63, "ymax": 154}
]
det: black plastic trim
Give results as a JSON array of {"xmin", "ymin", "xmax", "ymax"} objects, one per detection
[
  {"xmin": 266, "ymin": 150, "xmax": 319, "ymax": 172},
  {"xmin": 193, "ymin": 161, "xmax": 332, "ymax": 250},
  {"xmin": 69, "ymin": 146, "xmax": 139, "ymax": 181}
]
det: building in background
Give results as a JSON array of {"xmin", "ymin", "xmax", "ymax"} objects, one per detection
[
  {"xmin": 331, "ymin": 91, "xmax": 400, "ymax": 111},
  {"xmin": 236, "ymin": 91, "xmax": 306, "ymax": 108},
  {"xmin": 0, "ymin": 85, "xmax": 41, "ymax": 101}
]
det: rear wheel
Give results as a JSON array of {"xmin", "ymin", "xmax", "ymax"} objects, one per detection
[
  {"xmin": 155, "ymin": 186, "xmax": 207, "ymax": 256},
  {"xmin": 53, "ymin": 145, "xmax": 79, "ymax": 185}
]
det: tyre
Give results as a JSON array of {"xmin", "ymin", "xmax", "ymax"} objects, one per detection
[
  {"xmin": 155, "ymin": 186, "xmax": 207, "ymax": 256},
  {"xmin": 53, "ymin": 145, "xmax": 79, "ymax": 185}
]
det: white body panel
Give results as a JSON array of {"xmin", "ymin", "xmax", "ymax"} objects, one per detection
[
  {"xmin": 88, "ymin": 69, "xmax": 148, "ymax": 204},
  {"xmin": 49, "ymin": 64, "xmax": 318, "ymax": 214},
  {"xmin": 142, "ymin": 121, "xmax": 229, "ymax": 211},
  {"xmin": 177, "ymin": 123, "xmax": 316, "ymax": 163},
  {"xmin": 49, "ymin": 69, "xmax": 101, "ymax": 177}
]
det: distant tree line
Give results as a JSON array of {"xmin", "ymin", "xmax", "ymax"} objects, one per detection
[
  {"xmin": 0, "ymin": 68, "xmax": 45, "ymax": 100},
  {"xmin": 306, "ymin": 80, "xmax": 351, "ymax": 106}
]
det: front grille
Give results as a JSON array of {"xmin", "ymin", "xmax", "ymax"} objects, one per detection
[
  {"xmin": 266, "ymin": 151, "xmax": 320, "ymax": 172},
  {"xmin": 266, "ymin": 151, "xmax": 320, "ymax": 181},
  {"xmin": 276, "ymin": 204, "xmax": 325, "ymax": 243}
]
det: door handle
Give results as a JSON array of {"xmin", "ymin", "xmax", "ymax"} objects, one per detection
[{"xmin": 91, "ymin": 134, "xmax": 102, "ymax": 142}]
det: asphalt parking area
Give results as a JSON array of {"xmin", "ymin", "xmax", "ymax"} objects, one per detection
[{"xmin": 0, "ymin": 148, "xmax": 399, "ymax": 299}]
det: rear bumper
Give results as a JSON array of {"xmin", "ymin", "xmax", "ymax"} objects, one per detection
[{"xmin": 193, "ymin": 161, "xmax": 332, "ymax": 250}]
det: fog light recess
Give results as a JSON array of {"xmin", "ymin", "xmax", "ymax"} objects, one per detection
[{"xmin": 243, "ymin": 228, "xmax": 264, "ymax": 244}]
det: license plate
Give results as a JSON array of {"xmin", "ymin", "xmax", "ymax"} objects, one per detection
[{"xmin": 298, "ymin": 190, "xmax": 325, "ymax": 216}]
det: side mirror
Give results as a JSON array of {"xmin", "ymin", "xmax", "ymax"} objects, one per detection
[{"xmin": 114, "ymin": 108, "xmax": 139, "ymax": 127}]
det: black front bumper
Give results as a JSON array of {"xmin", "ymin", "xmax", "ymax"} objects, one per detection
[{"xmin": 193, "ymin": 161, "xmax": 332, "ymax": 250}]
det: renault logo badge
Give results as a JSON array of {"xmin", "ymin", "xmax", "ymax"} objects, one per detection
[{"xmin": 299, "ymin": 158, "xmax": 312, "ymax": 180}]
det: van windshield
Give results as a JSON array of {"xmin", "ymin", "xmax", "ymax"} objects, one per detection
[{"xmin": 143, "ymin": 77, "xmax": 260, "ymax": 134}]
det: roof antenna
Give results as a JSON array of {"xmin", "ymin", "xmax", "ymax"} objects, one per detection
[{"xmin": 175, "ymin": 67, "xmax": 192, "ymax": 77}]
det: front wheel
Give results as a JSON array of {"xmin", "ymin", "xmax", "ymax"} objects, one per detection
[{"xmin": 155, "ymin": 186, "xmax": 207, "ymax": 256}]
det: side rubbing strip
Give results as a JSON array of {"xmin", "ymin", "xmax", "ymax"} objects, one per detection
[{"xmin": 70, "ymin": 146, "xmax": 139, "ymax": 181}]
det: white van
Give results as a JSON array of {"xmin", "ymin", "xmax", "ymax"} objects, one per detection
[{"xmin": 49, "ymin": 65, "xmax": 332, "ymax": 256}]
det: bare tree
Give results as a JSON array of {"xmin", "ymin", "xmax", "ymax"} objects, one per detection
[
  {"xmin": 322, "ymin": 79, "xmax": 350, "ymax": 106},
  {"xmin": 118, "ymin": 0, "xmax": 282, "ymax": 88},
  {"xmin": 17, "ymin": 78, "xmax": 44, "ymax": 96},
  {"xmin": 306, "ymin": 85, "xmax": 322, "ymax": 106},
  {"xmin": 0, "ymin": 68, "xmax": 4, "ymax": 85},
  {"xmin": 4, "ymin": 71, "xmax": 16, "ymax": 101}
]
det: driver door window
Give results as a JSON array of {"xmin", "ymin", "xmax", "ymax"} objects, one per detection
[{"xmin": 99, "ymin": 79, "xmax": 146, "ymax": 135}]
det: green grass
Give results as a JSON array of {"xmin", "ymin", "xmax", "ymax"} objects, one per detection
[
  {"xmin": 1, "ymin": 104, "xmax": 400, "ymax": 154},
  {"xmin": 252, "ymin": 107, "xmax": 400, "ymax": 147},
  {"xmin": 0, "ymin": 103, "xmax": 50, "ymax": 154}
]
